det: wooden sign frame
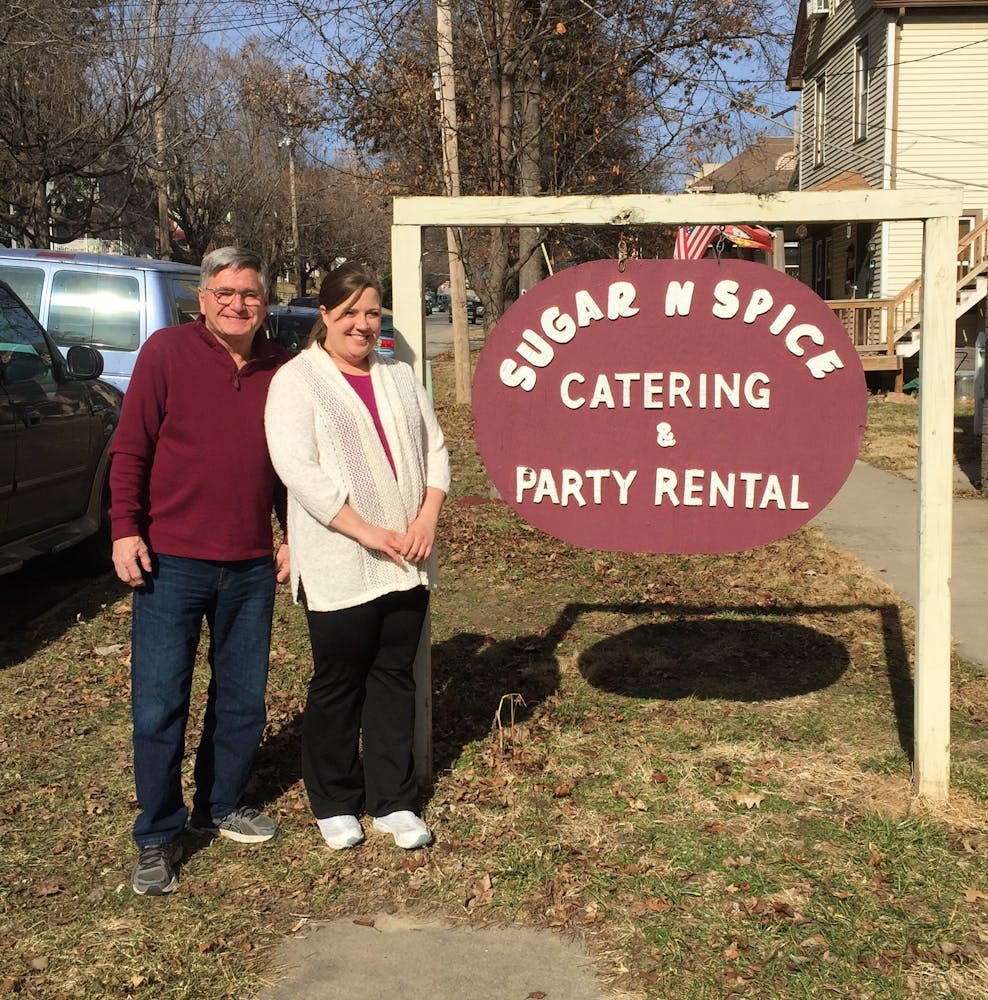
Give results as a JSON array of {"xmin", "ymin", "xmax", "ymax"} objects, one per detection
[{"xmin": 392, "ymin": 189, "xmax": 962, "ymax": 803}]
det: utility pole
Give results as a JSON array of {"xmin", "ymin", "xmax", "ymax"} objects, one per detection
[
  {"xmin": 436, "ymin": 0, "xmax": 471, "ymax": 404},
  {"xmin": 282, "ymin": 131, "xmax": 304, "ymax": 297},
  {"xmin": 150, "ymin": 0, "xmax": 170, "ymax": 259}
]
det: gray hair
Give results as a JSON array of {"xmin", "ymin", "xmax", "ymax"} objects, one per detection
[{"xmin": 200, "ymin": 247, "xmax": 268, "ymax": 295}]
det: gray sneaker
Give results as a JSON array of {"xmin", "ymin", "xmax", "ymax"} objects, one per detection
[
  {"xmin": 132, "ymin": 842, "xmax": 182, "ymax": 895},
  {"xmin": 192, "ymin": 807, "xmax": 278, "ymax": 844}
]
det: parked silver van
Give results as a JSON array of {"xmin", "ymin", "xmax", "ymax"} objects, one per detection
[{"xmin": 0, "ymin": 249, "xmax": 201, "ymax": 393}]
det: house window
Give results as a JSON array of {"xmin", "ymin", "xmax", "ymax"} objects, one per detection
[
  {"xmin": 958, "ymin": 214, "xmax": 979, "ymax": 277},
  {"xmin": 814, "ymin": 77, "xmax": 826, "ymax": 166},
  {"xmin": 854, "ymin": 40, "xmax": 869, "ymax": 142}
]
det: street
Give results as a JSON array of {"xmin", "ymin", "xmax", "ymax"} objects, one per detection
[{"xmin": 422, "ymin": 311, "xmax": 488, "ymax": 359}]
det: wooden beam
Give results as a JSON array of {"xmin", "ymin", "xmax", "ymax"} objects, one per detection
[{"xmin": 394, "ymin": 191, "xmax": 962, "ymax": 228}]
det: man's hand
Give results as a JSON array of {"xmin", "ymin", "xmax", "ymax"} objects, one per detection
[
  {"xmin": 112, "ymin": 536, "xmax": 152, "ymax": 588},
  {"xmin": 274, "ymin": 542, "xmax": 290, "ymax": 583}
]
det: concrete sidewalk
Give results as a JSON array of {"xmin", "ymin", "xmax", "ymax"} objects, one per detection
[
  {"xmin": 254, "ymin": 461, "xmax": 988, "ymax": 1000},
  {"xmin": 813, "ymin": 459, "xmax": 988, "ymax": 669},
  {"xmin": 254, "ymin": 914, "xmax": 618, "ymax": 1000}
]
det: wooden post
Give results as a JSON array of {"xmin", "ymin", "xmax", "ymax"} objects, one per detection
[
  {"xmin": 391, "ymin": 223, "xmax": 433, "ymax": 786},
  {"xmin": 913, "ymin": 213, "xmax": 957, "ymax": 802},
  {"xmin": 390, "ymin": 224, "xmax": 425, "ymax": 379}
]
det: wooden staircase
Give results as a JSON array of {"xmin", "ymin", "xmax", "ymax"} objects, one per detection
[{"xmin": 826, "ymin": 217, "xmax": 988, "ymax": 388}]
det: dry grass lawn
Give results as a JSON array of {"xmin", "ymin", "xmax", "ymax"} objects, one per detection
[{"xmin": 1, "ymin": 364, "xmax": 987, "ymax": 999}]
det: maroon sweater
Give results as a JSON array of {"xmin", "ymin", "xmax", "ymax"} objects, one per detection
[{"xmin": 109, "ymin": 318, "xmax": 289, "ymax": 561}]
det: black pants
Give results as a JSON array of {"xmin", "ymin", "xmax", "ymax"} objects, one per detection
[{"xmin": 302, "ymin": 585, "xmax": 429, "ymax": 819}]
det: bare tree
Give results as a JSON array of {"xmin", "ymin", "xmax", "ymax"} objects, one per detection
[
  {"xmin": 0, "ymin": 0, "xmax": 214, "ymax": 248},
  {"xmin": 255, "ymin": 0, "xmax": 790, "ymax": 322}
]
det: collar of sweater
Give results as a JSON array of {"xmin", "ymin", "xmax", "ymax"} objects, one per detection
[{"xmin": 193, "ymin": 315, "xmax": 288, "ymax": 372}]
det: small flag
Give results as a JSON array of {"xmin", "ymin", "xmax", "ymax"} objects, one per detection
[
  {"xmin": 720, "ymin": 225, "xmax": 775, "ymax": 253},
  {"xmin": 674, "ymin": 225, "xmax": 719, "ymax": 260}
]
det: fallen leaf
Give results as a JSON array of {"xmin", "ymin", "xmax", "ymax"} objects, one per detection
[
  {"xmin": 552, "ymin": 781, "xmax": 572, "ymax": 797},
  {"xmin": 34, "ymin": 881, "xmax": 62, "ymax": 897},
  {"xmin": 963, "ymin": 886, "xmax": 988, "ymax": 904},
  {"xmin": 732, "ymin": 789, "xmax": 765, "ymax": 809},
  {"xmin": 353, "ymin": 917, "xmax": 376, "ymax": 928},
  {"xmin": 465, "ymin": 873, "xmax": 494, "ymax": 909},
  {"xmin": 1, "ymin": 975, "xmax": 23, "ymax": 993}
]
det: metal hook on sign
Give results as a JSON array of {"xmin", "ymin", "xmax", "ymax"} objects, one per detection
[
  {"xmin": 713, "ymin": 228, "xmax": 727, "ymax": 261},
  {"xmin": 617, "ymin": 233, "xmax": 628, "ymax": 272}
]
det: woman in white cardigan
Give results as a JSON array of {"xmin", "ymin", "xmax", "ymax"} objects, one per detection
[{"xmin": 264, "ymin": 263, "xmax": 449, "ymax": 851}]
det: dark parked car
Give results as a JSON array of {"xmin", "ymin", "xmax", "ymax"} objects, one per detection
[
  {"xmin": 266, "ymin": 305, "xmax": 395, "ymax": 359},
  {"xmin": 266, "ymin": 305, "xmax": 320, "ymax": 355},
  {"xmin": 0, "ymin": 280, "xmax": 121, "ymax": 575},
  {"xmin": 287, "ymin": 295, "xmax": 318, "ymax": 309},
  {"xmin": 448, "ymin": 296, "xmax": 483, "ymax": 325}
]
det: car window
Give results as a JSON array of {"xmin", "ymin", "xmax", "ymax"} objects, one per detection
[
  {"xmin": 0, "ymin": 266, "xmax": 45, "ymax": 317},
  {"xmin": 0, "ymin": 286, "xmax": 53, "ymax": 384},
  {"xmin": 48, "ymin": 269, "xmax": 141, "ymax": 351},
  {"xmin": 172, "ymin": 275, "xmax": 200, "ymax": 324}
]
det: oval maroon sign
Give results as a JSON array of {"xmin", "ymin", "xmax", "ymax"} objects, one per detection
[{"xmin": 472, "ymin": 258, "xmax": 866, "ymax": 554}]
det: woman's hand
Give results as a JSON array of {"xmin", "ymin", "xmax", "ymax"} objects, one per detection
[
  {"xmin": 331, "ymin": 503, "xmax": 407, "ymax": 566},
  {"xmin": 355, "ymin": 523, "xmax": 410, "ymax": 567},
  {"xmin": 399, "ymin": 487, "xmax": 446, "ymax": 563},
  {"xmin": 400, "ymin": 514, "xmax": 436, "ymax": 563}
]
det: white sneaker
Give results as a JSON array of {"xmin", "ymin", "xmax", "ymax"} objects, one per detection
[
  {"xmin": 317, "ymin": 814, "xmax": 364, "ymax": 849},
  {"xmin": 372, "ymin": 810, "xmax": 432, "ymax": 849}
]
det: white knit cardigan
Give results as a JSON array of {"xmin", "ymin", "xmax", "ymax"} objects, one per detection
[{"xmin": 264, "ymin": 344, "xmax": 451, "ymax": 612}]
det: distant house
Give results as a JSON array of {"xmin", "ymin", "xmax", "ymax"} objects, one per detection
[
  {"xmin": 685, "ymin": 135, "xmax": 797, "ymax": 196},
  {"xmin": 787, "ymin": 0, "xmax": 988, "ymax": 386}
]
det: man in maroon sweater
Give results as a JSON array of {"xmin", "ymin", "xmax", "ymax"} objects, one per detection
[{"xmin": 110, "ymin": 246, "xmax": 289, "ymax": 895}]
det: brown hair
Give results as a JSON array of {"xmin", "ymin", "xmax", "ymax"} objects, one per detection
[{"xmin": 308, "ymin": 262, "xmax": 384, "ymax": 348}]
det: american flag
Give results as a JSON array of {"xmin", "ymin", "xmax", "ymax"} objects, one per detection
[{"xmin": 674, "ymin": 225, "xmax": 719, "ymax": 260}]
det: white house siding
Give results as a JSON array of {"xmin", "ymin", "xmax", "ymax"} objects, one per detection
[
  {"xmin": 799, "ymin": 3, "xmax": 888, "ymax": 191},
  {"xmin": 885, "ymin": 13, "xmax": 988, "ymax": 298}
]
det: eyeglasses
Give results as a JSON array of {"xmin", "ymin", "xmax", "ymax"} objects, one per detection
[{"xmin": 202, "ymin": 287, "xmax": 264, "ymax": 307}]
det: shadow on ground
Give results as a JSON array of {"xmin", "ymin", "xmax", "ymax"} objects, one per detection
[
  {"xmin": 430, "ymin": 599, "xmax": 914, "ymax": 774},
  {"xmin": 0, "ymin": 554, "xmax": 125, "ymax": 669}
]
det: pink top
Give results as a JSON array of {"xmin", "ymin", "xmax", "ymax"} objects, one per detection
[{"xmin": 342, "ymin": 370, "xmax": 396, "ymax": 476}]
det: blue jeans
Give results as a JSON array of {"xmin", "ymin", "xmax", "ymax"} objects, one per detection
[{"xmin": 130, "ymin": 554, "xmax": 275, "ymax": 847}]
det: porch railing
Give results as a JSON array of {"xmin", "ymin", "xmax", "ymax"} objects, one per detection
[{"xmin": 826, "ymin": 215, "xmax": 988, "ymax": 360}]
